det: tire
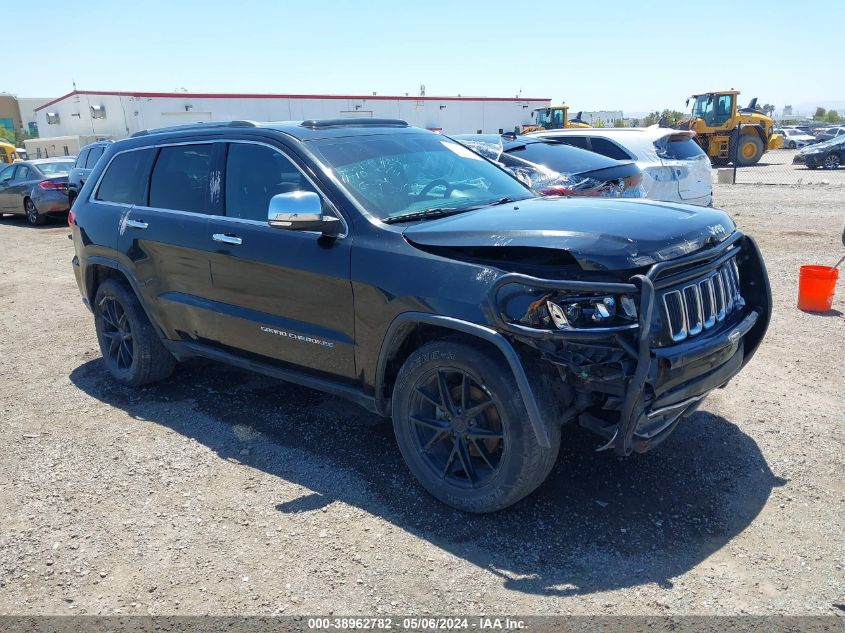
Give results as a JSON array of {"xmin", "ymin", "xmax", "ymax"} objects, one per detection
[
  {"xmin": 392, "ymin": 340, "xmax": 561, "ymax": 513},
  {"xmin": 787, "ymin": 141, "xmax": 796, "ymax": 149},
  {"xmin": 735, "ymin": 135, "xmax": 764, "ymax": 166},
  {"xmin": 94, "ymin": 279, "xmax": 176, "ymax": 386},
  {"xmin": 24, "ymin": 198, "xmax": 45, "ymax": 226},
  {"xmin": 823, "ymin": 154, "xmax": 841, "ymax": 170}
]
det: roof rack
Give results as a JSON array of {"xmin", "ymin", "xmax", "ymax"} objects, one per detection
[
  {"xmin": 130, "ymin": 120, "xmax": 258, "ymax": 138},
  {"xmin": 299, "ymin": 118, "xmax": 409, "ymax": 130}
]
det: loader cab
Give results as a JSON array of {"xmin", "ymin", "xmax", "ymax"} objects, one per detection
[
  {"xmin": 690, "ymin": 92, "xmax": 736, "ymax": 128},
  {"xmin": 533, "ymin": 106, "xmax": 567, "ymax": 130}
]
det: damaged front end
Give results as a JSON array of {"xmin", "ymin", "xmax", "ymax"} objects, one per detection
[{"xmin": 486, "ymin": 231, "xmax": 771, "ymax": 455}]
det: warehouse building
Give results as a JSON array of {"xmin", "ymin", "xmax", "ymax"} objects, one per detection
[{"xmin": 33, "ymin": 90, "xmax": 551, "ymax": 142}]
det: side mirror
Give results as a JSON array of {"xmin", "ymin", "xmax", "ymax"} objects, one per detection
[{"xmin": 267, "ymin": 191, "xmax": 341, "ymax": 235}]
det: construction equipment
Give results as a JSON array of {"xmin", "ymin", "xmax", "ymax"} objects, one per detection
[
  {"xmin": 674, "ymin": 90, "xmax": 783, "ymax": 166},
  {"xmin": 522, "ymin": 104, "xmax": 591, "ymax": 133},
  {"xmin": 0, "ymin": 140, "xmax": 18, "ymax": 165}
]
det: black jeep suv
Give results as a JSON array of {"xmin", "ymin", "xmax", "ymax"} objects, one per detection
[{"xmin": 70, "ymin": 119, "xmax": 771, "ymax": 513}]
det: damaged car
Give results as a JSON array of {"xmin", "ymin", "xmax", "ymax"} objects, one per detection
[
  {"xmin": 452, "ymin": 133, "xmax": 644, "ymax": 198},
  {"xmin": 70, "ymin": 119, "xmax": 771, "ymax": 513},
  {"xmin": 529, "ymin": 127, "xmax": 714, "ymax": 207}
]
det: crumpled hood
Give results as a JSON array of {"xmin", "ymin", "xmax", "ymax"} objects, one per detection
[{"xmin": 402, "ymin": 197, "xmax": 736, "ymax": 271}]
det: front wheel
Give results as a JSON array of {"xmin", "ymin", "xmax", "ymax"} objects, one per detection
[
  {"xmin": 392, "ymin": 340, "xmax": 560, "ymax": 513},
  {"xmin": 823, "ymin": 154, "xmax": 841, "ymax": 170},
  {"xmin": 24, "ymin": 198, "xmax": 45, "ymax": 226},
  {"xmin": 787, "ymin": 141, "xmax": 796, "ymax": 149},
  {"xmin": 94, "ymin": 279, "xmax": 176, "ymax": 386}
]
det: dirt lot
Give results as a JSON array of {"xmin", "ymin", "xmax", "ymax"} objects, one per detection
[{"xmin": 1, "ymin": 184, "xmax": 843, "ymax": 616}]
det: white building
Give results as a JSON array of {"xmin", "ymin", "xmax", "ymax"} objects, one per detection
[
  {"xmin": 34, "ymin": 90, "xmax": 550, "ymax": 140},
  {"xmin": 579, "ymin": 110, "xmax": 625, "ymax": 125}
]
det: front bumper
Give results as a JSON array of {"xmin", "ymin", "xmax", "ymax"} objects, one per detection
[{"xmin": 488, "ymin": 232, "xmax": 771, "ymax": 456}]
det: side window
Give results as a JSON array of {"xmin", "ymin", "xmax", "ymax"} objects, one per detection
[
  {"xmin": 589, "ymin": 138, "xmax": 633, "ymax": 160},
  {"xmin": 85, "ymin": 146, "xmax": 105, "ymax": 169},
  {"xmin": 0, "ymin": 165, "xmax": 14, "ymax": 183},
  {"xmin": 75, "ymin": 148, "xmax": 90, "ymax": 169},
  {"xmin": 149, "ymin": 144, "xmax": 213, "ymax": 213},
  {"xmin": 224, "ymin": 143, "xmax": 317, "ymax": 222},
  {"xmin": 14, "ymin": 166, "xmax": 30, "ymax": 181},
  {"xmin": 96, "ymin": 148, "xmax": 156, "ymax": 205},
  {"xmin": 546, "ymin": 135, "xmax": 589, "ymax": 150}
]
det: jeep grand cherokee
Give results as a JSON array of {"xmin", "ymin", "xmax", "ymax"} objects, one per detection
[{"xmin": 70, "ymin": 119, "xmax": 771, "ymax": 513}]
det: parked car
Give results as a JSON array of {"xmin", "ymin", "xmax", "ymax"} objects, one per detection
[
  {"xmin": 0, "ymin": 157, "xmax": 75, "ymax": 224},
  {"xmin": 452, "ymin": 133, "xmax": 643, "ymax": 197},
  {"xmin": 529, "ymin": 127, "xmax": 713, "ymax": 206},
  {"xmin": 68, "ymin": 140, "xmax": 113, "ymax": 207},
  {"xmin": 793, "ymin": 135, "xmax": 845, "ymax": 169},
  {"xmin": 70, "ymin": 119, "xmax": 771, "ymax": 513},
  {"xmin": 814, "ymin": 126, "xmax": 845, "ymax": 143},
  {"xmin": 776, "ymin": 128, "xmax": 816, "ymax": 149}
]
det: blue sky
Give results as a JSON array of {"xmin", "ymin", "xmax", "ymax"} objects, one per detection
[{"xmin": 5, "ymin": 0, "xmax": 840, "ymax": 115}]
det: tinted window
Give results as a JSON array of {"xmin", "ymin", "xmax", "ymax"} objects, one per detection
[
  {"xmin": 15, "ymin": 166, "xmax": 31, "ymax": 180},
  {"xmin": 589, "ymin": 138, "xmax": 633, "ymax": 160},
  {"xmin": 96, "ymin": 148, "xmax": 156, "ymax": 205},
  {"xmin": 506, "ymin": 142, "xmax": 619, "ymax": 174},
  {"xmin": 225, "ymin": 143, "xmax": 317, "ymax": 221},
  {"xmin": 75, "ymin": 148, "xmax": 90, "ymax": 169},
  {"xmin": 0, "ymin": 165, "xmax": 13, "ymax": 182},
  {"xmin": 85, "ymin": 146, "xmax": 105, "ymax": 169},
  {"xmin": 149, "ymin": 144, "xmax": 213, "ymax": 213},
  {"xmin": 542, "ymin": 135, "xmax": 589, "ymax": 150},
  {"xmin": 659, "ymin": 137, "xmax": 707, "ymax": 160}
]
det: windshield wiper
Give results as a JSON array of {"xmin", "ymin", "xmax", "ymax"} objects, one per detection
[{"xmin": 382, "ymin": 207, "xmax": 472, "ymax": 224}]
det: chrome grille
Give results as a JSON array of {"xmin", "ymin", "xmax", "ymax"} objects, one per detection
[{"xmin": 662, "ymin": 258, "xmax": 744, "ymax": 342}]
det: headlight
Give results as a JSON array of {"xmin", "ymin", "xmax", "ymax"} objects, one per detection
[
  {"xmin": 546, "ymin": 294, "xmax": 638, "ymax": 329},
  {"xmin": 501, "ymin": 286, "xmax": 639, "ymax": 330}
]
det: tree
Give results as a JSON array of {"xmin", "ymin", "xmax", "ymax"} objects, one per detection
[
  {"xmin": 825, "ymin": 110, "xmax": 842, "ymax": 123},
  {"xmin": 592, "ymin": 119, "xmax": 606, "ymax": 128},
  {"xmin": 613, "ymin": 118, "xmax": 626, "ymax": 127},
  {"xmin": 762, "ymin": 104, "xmax": 776, "ymax": 117},
  {"xmin": 814, "ymin": 107, "xmax": 827, "ymax": 120},
  {"xmin": 0, "ymin": 128, "xmax": 14, "ymax": 144},
  {"xmin": 643, "ymin": 111, "xmax": 660, "ymax": 126}
]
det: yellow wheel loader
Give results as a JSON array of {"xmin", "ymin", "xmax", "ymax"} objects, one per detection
[
  {"xmin": 522, "ymin": 104, "xmax": 591, "ymax": 133},
  {"xmin": 674, "ymin": 91, "xmax": 783, "ymax": 166}
]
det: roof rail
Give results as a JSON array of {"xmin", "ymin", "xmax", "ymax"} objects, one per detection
[
  {"xmin": 130, "ymin": 120, "xmax": 258, "ymax": 138},
  {"xmin": 299, "ymin": 118, "xmax": 409, "ymax": 129}
]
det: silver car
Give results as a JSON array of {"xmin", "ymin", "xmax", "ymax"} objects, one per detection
[
  {"xmin": 529, "ymin": 127, "xmax": 713, "ymax": 206},
  {"xmin": 0, "ymin": 158, "xmax": 75, "ymax": 225}
]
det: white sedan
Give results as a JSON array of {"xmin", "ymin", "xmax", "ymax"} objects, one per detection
[{"xmin": 778, "ymin": 128, "xmax": 816, "ymax": 149}]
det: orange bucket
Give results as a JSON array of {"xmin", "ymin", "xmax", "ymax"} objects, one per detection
[{"xmin": 797, "ymin": 265, "xmax": 839, "ymax": 312}]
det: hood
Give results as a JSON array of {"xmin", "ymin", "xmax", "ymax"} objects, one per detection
[{"xmin": 402, "ymin": 197, "xmax": 736, "ymax": 271}]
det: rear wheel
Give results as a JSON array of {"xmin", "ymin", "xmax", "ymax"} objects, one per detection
[
  {"xmin": 392, "ymin": 340, "xmax": 560, "ymax": 513},
  {"xmin": 24, "ymin": 198, "xmax": 45, "ymax": 226},
  {"xmin": 787, "ymin": 141, "xmax": 796, "ymax": 149},
  {"xmin": 735, "ymin": 135, "xmax": 764, "ymax": 166},
  {"xmin": 94, "ymin": 279, "xmax": 176, "ymax": 386}
]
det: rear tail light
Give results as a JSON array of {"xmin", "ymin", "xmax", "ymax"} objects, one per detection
[
  {"xmin": 624, "ymin": 174, "xmax": 643, "ymax": 188},
  {"xmin": 540, "ymin": 186, "xmax": 574, "ymax": 196},
  {"xmin": 38, "ymin": 180, "xmax": 67, "ymax": 191},
  {"xmin": 68, "ymin": 208, "xmax": 76, "ymax": 227}
]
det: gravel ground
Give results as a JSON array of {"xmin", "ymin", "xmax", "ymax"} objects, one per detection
[{"xmin": 0, "ymin": 183, "xmax": 843, "ymax": 616}]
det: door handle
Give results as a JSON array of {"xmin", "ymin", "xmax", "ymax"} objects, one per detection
[
  {"xmin": 212, "ymin": 233, "xmax": 242, "ymax": 245},
  {"xmin": 125, "ymin": 219, "xmax": 148, "ymax": 229}
]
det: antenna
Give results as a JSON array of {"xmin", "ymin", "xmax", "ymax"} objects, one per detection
[{"xmin": 419, "ymin": 84, "xmax": 426, "ymax": 97}]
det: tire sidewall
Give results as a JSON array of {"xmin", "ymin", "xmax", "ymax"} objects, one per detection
[
  {"xmin": 392, "ymin": 341, "xmax": 550, "ymax": 512},
  {"xmin": 94, "ymin": 281, "xmax": 140, "ymax": 384},
  {"xmin": 25, "ymin": 199, "xmax": 42, "ymax": 225},
  {"xmin": 735, "ymin": 135, "xmax": 763, "ymax": 166}
]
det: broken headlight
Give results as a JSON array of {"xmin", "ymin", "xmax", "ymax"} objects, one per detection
[
  {"xmin": 546, "ymin": 294, "xmax": 638, "ymax": 329},
  {"xmin": 502, "ymin": 287, "xmax": 639, "ymax": 331}
]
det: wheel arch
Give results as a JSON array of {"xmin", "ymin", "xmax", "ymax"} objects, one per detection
[
  {"xmin": 374, "ymin": 312, "xmax": 552, "ymax": 448},
  {"xmin": 85, "ymin": 257, "xmax": 167, "ymax": 339}
]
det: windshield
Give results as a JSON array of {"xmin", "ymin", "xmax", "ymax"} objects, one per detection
[
  {"xmin": 38, "ymin": 160, "xmax": 74, "ymax": 174},
  {"xmin": 308, "ymin": 134, "xmax": 533, "ymax": 221}
]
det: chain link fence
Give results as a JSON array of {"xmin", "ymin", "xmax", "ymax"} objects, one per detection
[{"xmin": 726, "ymin": 146, "xmax": 845, "ymax": 186}]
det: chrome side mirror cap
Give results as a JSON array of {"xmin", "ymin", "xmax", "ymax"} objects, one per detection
[{"xmin": 267, "ymin": 191, "xmax": 340, "ymax": 235}]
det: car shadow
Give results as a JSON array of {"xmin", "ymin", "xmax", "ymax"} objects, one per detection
[
  {"xmin": 69, "ymin": 357, "xmax": 784, "ymax": 596},
  {"xmin": 0, "ymin": 213, "xmax": 69, "ymax": 229}
]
